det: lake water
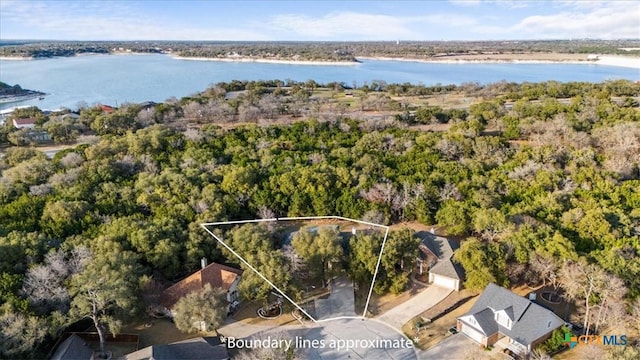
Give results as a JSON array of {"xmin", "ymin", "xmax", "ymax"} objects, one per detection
[{"xmin": 1, "ymin": 54, "xmax": 638, "ymax": 111}]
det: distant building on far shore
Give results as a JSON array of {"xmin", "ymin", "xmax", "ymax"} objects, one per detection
[{"xmin": 98, "ymin": 104, "xmax": 115, "ymax": 113}]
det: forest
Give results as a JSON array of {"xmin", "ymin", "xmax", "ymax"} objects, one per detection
[
  {"xmin": 1, "ymin": 39, "xmax": 639, "ymax": 59},
  {"xmin": 0, "ymin": 79, "xmax": 639, "ymax": 358}
]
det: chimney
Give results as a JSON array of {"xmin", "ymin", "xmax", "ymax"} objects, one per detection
[{"xmin": 201, "ymin": 257, "xmax": 208, "ymax": 269}]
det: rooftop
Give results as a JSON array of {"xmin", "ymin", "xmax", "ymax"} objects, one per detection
[
  {"xmin": 460, "ymin": 283, "xmax": 564, "ymax": 346},
  {"xmin": 13, "ymin": 117, "xmax": 37, "ymax": 125},
  {"xmin": 161, "ymin": 262, "xmax": 242, "ymax": 309},
  {"xmin": 124, "ymin": 336, "xmax": 228, "ymax": 360},
  {"xmin": 422, "ymin": 233, "xmax": 464, "ymax": 280}
]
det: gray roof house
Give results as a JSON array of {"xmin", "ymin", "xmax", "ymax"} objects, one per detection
[
  {"xmin": 123, "ymin": 336, "xmax": 229, "ymax": 360},
  {"xmin": 418, "ymin": 233, "xmax": 464, "ymax": 291},
  {"xmin": 457, "ymin": 283, "xmax": 564, "ymax": 356},
  {"xmin": 49, "ymin": 334, "xmax": 93, "ymax": 360}
]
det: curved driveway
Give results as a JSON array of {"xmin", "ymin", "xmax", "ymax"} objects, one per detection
[{"xmin": 377, "ymin": 286, "xmax": 452, "ymax": 330}]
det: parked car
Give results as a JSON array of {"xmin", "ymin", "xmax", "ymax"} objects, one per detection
[{"xmin": 448, "ymin": 326, "xmax": 458, "ymax": 335}]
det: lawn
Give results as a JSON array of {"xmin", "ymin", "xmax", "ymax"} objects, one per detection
[
  {"xmin": 402, "ymin": 290, "xmax": 478, "ymax": 350},
  {"xmin": 231, "ymin": 301, "xmax": 301, "ymax": 327},
  {"xmin": 122, "ymin": 316, "xmax": 207, "ymax": 349}
]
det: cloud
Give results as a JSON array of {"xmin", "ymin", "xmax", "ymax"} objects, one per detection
[
  {"xmin": 448, "ymin": 0, "xmax": 482, "ymax": 6},
  {"xmin": 511, "ymin": 2, "xmax": 640, "ymax": 39},
  {"xmin": 449, "ymin": 0, "xmax": 528, "ymax": 8},
  {"xmin": 0, "ymin": 0, "xmax": 268, "ymax": 40},
  {"xmin": 2, "ymin": 0, "xmax": 636, "ymax": 41}
]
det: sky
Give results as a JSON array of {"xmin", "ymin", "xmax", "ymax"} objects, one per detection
[{"xmin": 0, "ymin": 0, "xmax": 638, "ymax": 41}]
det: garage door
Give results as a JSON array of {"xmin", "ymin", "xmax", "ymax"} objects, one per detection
[
  {"xmin": 432, "ymin": 274, "xmax": 457, "ymax": 290},
  {"xmin": 461, "ymin": 324, "xmax": 485, "ymax": 344}
]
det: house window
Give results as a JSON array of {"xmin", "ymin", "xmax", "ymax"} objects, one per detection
[{"xmin": 495, "ymin": 311, "xmax": 512, "ymax": 329}]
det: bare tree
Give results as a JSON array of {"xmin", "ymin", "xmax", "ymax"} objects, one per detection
[
  {"xmin": 360, "ymin": 182, "xmax": 397, "ymax": 205},
  {"xmin": 438, "ymin": 183, "xmax": 462, "ymax": 201},
  {"xmin": 238, "ymin": 104, "xmax": 261, "ymax": 123},
  {"xmin": 361, "ymin": 209, "xmax": 388, "ymax": 225},
  {"xmin": 135, "ymin": 108, "xmax": 156, "ymax": 127},
  {"xmin": 591, "ymin": 275, "xmax": 626, "ymax": 334},
  {"xmin": 256, "ymin": 206, "xmax": 277, "ymax": 231},
  {"xmin": 183, "ymin": 101, "xmax": 205, "ymax": 122},
  {"xmin": 184, "ymin": 128, "xmax": 204, "ymax": 142},
  {"xmin": 529, "ymin": 252, "xmax": 557, "ymax": 288},
  {"xmin": 258, "ymin": 94, "xmax": 280, "ymax": 120},
  {"xmin": 59, "ymin": 152, "xmax": 85, "ymax": 169},
  {"xmin": 559, "ymin": 260, "xmax": 627, "ymax": 336},
  {"xmin": 29, "ymin": 184, "xmax": 53, "ymax": 196},
  {"xmin": 21, "ymin": 247, "xmax": 91, "ymax": 313},
  {"xmin": 530, "ymin": 349, "xmax": 551, "ymax": 360}
]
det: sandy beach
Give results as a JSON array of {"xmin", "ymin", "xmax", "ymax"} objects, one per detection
[
  {"xmin": 595, "ymin": 56, "xmax": 640, "ymax": 69},
  {"xmin": 357, "ymin": 53, "xmax": 640, "ymax": 70},
  {"xmin": 0, "ymin": 56, "xmax": 34, "ymax": 61},
  {"xmin": 172, "ymin": 56, "xmax": 359, "ymax": 66}
]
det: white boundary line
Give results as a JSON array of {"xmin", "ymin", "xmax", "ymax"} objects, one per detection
[
  {"xmin": 363, "ymin": 225, "xmax": 390, "ymax": 318},
  {"xmin": 200, "ymin": 224, "xmax": 316, "ymax": 322},
  {"xmin": 200, "ymin": 216, "xmax": 390, "ymax": 323}
]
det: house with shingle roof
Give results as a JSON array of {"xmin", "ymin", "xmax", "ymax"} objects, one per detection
[
  {"xmin": 457, "ymin": 283, "xmax": 564, "ymax": 356},
  {"xmin": 124, "ymin": 336, "xmax": 229, "ymax": 360},
  {"xmin": 12, "ymin": 117, "xmax": 37, "ymax": 129},
  {"xmin": 159, "ymin": 259, "xmax": 243, "ymax": 318},
  {"xmin": 418, "ymin": 233, "xmax": 464, "ymax": 291},
  {"xmin": 49, "ymin": 334, "xmax": 93, "ymax": 360}
]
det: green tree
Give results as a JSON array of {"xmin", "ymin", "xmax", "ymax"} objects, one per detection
[
  {"xmin": 68, "ymin": 250, "xmax": 138, "ymax": 358},
  {"xmin": 378, "ymin": 229, "xmax": 420, "ymax": 294},
  {"xmin": 435, "ymin": 200, "xmax": 471, "ymax": 235},
  {"xmin": 453, "ymin": 238, "xmax": 496, "ymax": 291},
  {"xmin": 237, "ymin": 251, "xmax": 297, "ymax": 304},
  {"xmin": 173, "ymin": 283, "xmax": 227, "ymax": 333},
  {"xmin": 536, "ymin": 325, "xmax": 570, "ymax": 354},
  {"xmin": 348, "ymin": 232, "xmax": 382, "ymax": 286},
  {"xmin": 291, "ymin": 226, "xmax": 343, "ymax": 286},
  {"xmin": 0, "ymin": 310, "xmax": 48, "ymax": 359}
]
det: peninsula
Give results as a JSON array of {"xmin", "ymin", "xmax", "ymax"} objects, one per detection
[{"xmin": 0, "ymin": 82, "xmax": 46, "ymax": 104}]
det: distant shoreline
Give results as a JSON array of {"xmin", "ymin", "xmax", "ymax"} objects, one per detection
[
  {"xmin": 0, "ymin": 93, "xmax": 45, "ymax": 104},
  {"xmin": 2, "ymin": 53, "xmax": 637, "ymax": 69},
  {"xmin": 0, "ymin": 56, "xmax": 34, "ymax": 61},
  {"xmin": 357, "ymin": 54, "xmax": 640, "ymax": 70},
  {"xmin": 172, "ymin": 55, "xmax": 359, "ymax": 66}
]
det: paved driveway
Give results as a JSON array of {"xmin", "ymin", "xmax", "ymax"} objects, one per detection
[
  {"xmin": 377, "ymin": 286, "xmax": 452, "ymax": 330},
  {"xmin": 315, "ymin": 277, "xmax": 356, "ymax": 320},
  {"xmin": 420, "ymin": 333, "xmax": 475, "ymax": 360}
]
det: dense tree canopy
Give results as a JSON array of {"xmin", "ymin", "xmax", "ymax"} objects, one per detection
[
  {"xmin": 0, "ymin": 79, "xmax": 639, "ymax": 358},
  {"xmin": 173, "ymin": 284, "xmax": 227, "ymax": 334}
]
